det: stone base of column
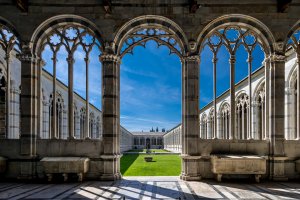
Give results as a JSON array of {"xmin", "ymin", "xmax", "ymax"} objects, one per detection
[
  {"xmin": 270, "ymin": 156, "xmax": 288, "ymax": 181},
  {"xmin": 180, "ymin": 154, "xmax": 201, "ymax": 181},
  {"xmin": 17, "ymin": 160, "xmax": 37, "ymax": 180},
  {"xmin": 100, "ymin": 154, "xmax": 122, "ymax": 181}
]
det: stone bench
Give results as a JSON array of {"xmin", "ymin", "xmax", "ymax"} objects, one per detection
[
  {"xmin": 0, "ymin": 157, "xmax": 7, "ymax": 173},
  {"xmin": 211, "ymin": 155, "xmax": 266, "ymax": 183},
  {"xmin": 40, "ymin": 157, "xmax": 90, "ymax": 182}
]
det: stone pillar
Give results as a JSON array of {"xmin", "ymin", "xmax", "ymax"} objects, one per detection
[
  {"xmin": 264, "ymin": 57, "xmax": 270, "ymax": 139},
  {"xmin": 18, "ymin": 43, "xmax": 38, "ymax": 178},
  {"xmin": 213, "ymin": 55, "xmax": 217, "ymax": 139},
  {"xmin": 229, "ymin": 55, "xmax": 236, "ymax": 139},
  {"xmin": 4, "ymin": 54, "xmax": 10, "ymax": 139},
  {"xmin": 85, "ymin": 56, "xmax": 90, "ymax": 138},
  {"xmin": 248, "ymin": 55, "xmax": 253, "ymax": 139},
  {"xmin": 269, "ymin": 50, "xmax": 288, "ymax": 181},
  {"xmin": 51, "ymin": 54, "xmax": 57, "ymax": 139},
  {"xmin": 296, "ymin": 53, "xmax": 300, "ymax": 140},
  {"xmin": 67, "ymin": 55, "xmax": 75, "ymax": 139},
  {"xmin": 100, "ymin": 53, "xmax": 121, "ymax": 180},
  {"xmin": 180, "ymin": 55, "xmax": 201, "ymax": 181}
]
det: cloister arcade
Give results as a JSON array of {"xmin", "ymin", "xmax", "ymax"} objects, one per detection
[{"xmin": 0, "ymin": 0, "xmax": 300, "ymax": 181}]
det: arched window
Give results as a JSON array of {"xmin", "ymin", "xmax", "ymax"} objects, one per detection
[
  {"xmin": 79, "ymin": 108, "xmax": 86, "ymax": 139},
  {"xmin": 74, "ymin": 105, "xmax": 80, "ymax": 138},
  {"xmin": 0, "ymin": 68, "xmax": 6, "ymax": 138},
  {"xmin": 39, "ymin": 24, "xmax": 102, "ymax": 140},
  {"xmin": 199, "ymin": 22, "xmax": 267, "ymax": 140},
  {"xmin": 200, "ymin": 114, "xmax": 208, "ymax": 139},
  {"xmin": 49, "ymin": 92, "xmax": 65, "ymax": 139},
  {"xmin": 41, "ymin": 89, "xmax": 50, "ymax": 139},
  {"xmin": 96, "ymin": 116, "xmax": 101, "ymax": 139},
  {"xmin": 208, "ymin": 109, "xmax": 215, "ymax": 139},
  {"xmin": 236, "ymin": 93, "xmax": 249, "ymax": 140},
  {"xmin": 0, "ymin": 23, "xmax": 21, "ymax": 139},
  {"xmin": 152, "ymin": 137, "xmax": 156, "ymax": 145},
  {"xmin": 89, "ymin": 112, "xmax": 95, "ymax": 138},
  {"xmin": 219, "ymin": 103, "xmax": 230, "ymax": 139},
  {"xmin": 254, "ymin": 82, "xmax": 265, "ymax": 140}
]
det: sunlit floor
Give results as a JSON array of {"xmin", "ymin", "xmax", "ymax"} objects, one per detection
[{"xmin": 0, "ymin": 176, "xmax": 300, "ymax": 199}]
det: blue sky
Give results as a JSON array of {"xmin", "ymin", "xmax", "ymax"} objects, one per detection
[{"xmin": 42, "ymin": 38, "xmax": 265, "ymax": 132}]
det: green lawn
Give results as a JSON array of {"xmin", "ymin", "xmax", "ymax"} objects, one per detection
[
  {"xmin": 121, "ymin": 154, "xmax": 181, "ymax": 176},
  {"xmin": 126, "ymin": 149, "xmax": 170, "ymax": 153}
]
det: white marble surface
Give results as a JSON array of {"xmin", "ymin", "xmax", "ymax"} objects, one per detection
[{"xmin": 0, "ymin": 177, "xmax": 299, "ymax": 199}]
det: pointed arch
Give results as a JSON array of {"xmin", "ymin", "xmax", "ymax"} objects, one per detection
[
  {"xmin": 113, "ymin": 15, "xmax": 189, "ymax": 58},
  {"xmin": 196, "ymin": 14, "xmax": 275, "ymax": 55}
]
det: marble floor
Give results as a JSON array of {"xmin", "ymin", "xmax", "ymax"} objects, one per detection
[{"xmin": 0, "ymin": 176, "xmax": 299, "ymax": 199}]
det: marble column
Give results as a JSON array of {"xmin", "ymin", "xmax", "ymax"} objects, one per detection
[
  {"xmin": 100, "ymin": 53, "xmax": 121, "ymax": 180},
  {"xmin": 51, "ymin": 54, "xmax": 57, "ymax": 139},
  {"xmin": 85, "ymin": 56, "xmax": 90, "ymax": 138},
  {"xmin": 269, "ymin": 51, "xmax": 288, "ymax": 181},
  {"xmin": 67, "ymin": 55, "xmax": 75, "ymax": 139},
  {"xmin": 229, "ymin": 55, "xmax": 236, "ymax": 139},
  {"xmin": 180, "ymin": 55, "xmax": 201, "ymax": 181},
  {"xmin": 4, "ymin": 54, "xmax": 10, "ymax": 139},
  {"xmin": 18, "ymin": 43, "xmax": 38, "ymax": 179}
]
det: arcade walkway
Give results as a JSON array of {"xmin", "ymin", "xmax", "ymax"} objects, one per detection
[{"xmin": 0, "ymin": 177, "xmax": 299, "ymax": 199}]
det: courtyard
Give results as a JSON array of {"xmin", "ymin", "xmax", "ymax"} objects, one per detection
[
  {"xmin": 0, "ymin": 177, "xmax": 299, "ymax": 199},
  {"xmin": 121, "ymin": 149, "xmax": 181, "ymax": 176}
]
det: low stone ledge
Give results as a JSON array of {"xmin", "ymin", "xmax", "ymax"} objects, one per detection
[
  {"xmin": 0, "ymin": 156, "xmax": 7, "ymax": 173},
  {"xmin": 40, "ymin": 157, "xmax": 90, "ymax": 182},
  {"xmin": 211, "ymin": 155, "xmax": 266, "ymax": 183},
  {"xmin": 296, "ymin": 159, "xmax": 300, "ymax": 172}
]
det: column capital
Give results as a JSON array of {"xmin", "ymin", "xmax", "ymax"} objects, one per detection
[
  {"xmin": 269, "ymin": 53, "xmax": 286, "ymax": 63},
  {"xmin": 229, "ymin": 55, "xmax": 236, "ymax": 64},
  {"xmin": 66, "ymin": 55, "xmax": 74, "ymax": 64},
  {"xmin": 182, "ymin": 55, "xmax": 200, "ymax": 63},
  {"xmin": 17, "ymin": 52, "xmax": 39, "ymax": 63},
  {"xmin": 100, "ymin": 54, "xmax": 121, "ymax": 63}
]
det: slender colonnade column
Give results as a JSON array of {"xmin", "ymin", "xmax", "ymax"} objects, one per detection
[
  {"xmin": 247, "ymin": 54, "xmax": 253, "ymax": 139},
  {"xmin": 4, "ymin": 54, "xmax": 10, "ymax": 138},
  {"xmin": 51, "ymin": 54, "xmax": 57, "ymax": 139},
  {"xmin": 213, "ymin": 55, "xmax": 217, "ymax": 139},
  {"xmin": 67, "ymin": 55, "xmax": 75, "ymax": 139},
  {"xmin": 85, "ymin": 56, "xmax": 90, "ymax": 138},
  {"xmin": 229, "ymin": 55, "xmax": 236, "ymax": 139},
  {"xmin": 297, "ymin": 53, "xmax": 300, "ymax": 139}
]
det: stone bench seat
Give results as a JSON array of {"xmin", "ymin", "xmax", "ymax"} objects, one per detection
[
  {"xmin": 40, "ymin": 157, "xmax": 90, "ymax": 182},
  {"xmin": 211, "ymin": 155, "xmax": 266, "ymax": 183}
]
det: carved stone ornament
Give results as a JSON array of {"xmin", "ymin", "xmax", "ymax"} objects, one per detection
[
  {"xmin": 183, "ymin": 55, "xmax": 200, "ymax": 63},
  {"xmin": 100, "ymin": 54, "xmax": 121, "ymax": 63},
  {"xmin": 270, "ymin": 54, "xmax": 286, "ymax": 62}
]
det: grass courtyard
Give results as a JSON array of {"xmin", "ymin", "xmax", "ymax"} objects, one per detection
[{"xmin": 121, "ymin": 153, "xmax": 181, "ymax": 176}]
